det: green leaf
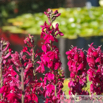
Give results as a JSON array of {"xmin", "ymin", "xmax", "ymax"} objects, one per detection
[{"xmin": 2, "ymin": 26, "xmax": 23, "ymax": 33}]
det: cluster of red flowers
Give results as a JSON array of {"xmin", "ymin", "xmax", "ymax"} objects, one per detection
[
  {"xmin": 66, "ymin": 43, "xmax": 103, "ymax": 98},
  {"xmin": 87, "ymin": 43, "xmax": 103, "ymax": 95},
  {"xmin": 36, "ymin": 9, "xmax": 64, "ymax": 103},
  {"xmin": 1, "ymin": 8, "xmax": 103, "ymax": 103},
  {"xmin": 0, "ymin": 9, "xmax": 64, "ymax": 103},
  {"xmin": 66, "ymin": 46, "xmax": 88, "ymax": 95}
]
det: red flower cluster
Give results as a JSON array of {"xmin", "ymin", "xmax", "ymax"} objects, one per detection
[
  {"xmin": 36, "ymin": 8, "xmax": 64, "ymax": 103},
  {"xmin": 0, "ymin": 9, "xmax": 65, "ymax": 103},
  {"xmin": 66, "ymin": 46, "xmax": 88, "ymax": 95},
  {"xmin": 87, "ymin": 43, "xmax": 103, "ymax": 95},
  {"xmin": 44, "ymin": 8, "xmax": 61, "ymax": 23},
  {"xmin": 66, "ymin": 43, "xmax": 103, "ymax": 101},
  {"xmin": 1, "ymin": 8, "xmax": 103, "ymax": 103}
]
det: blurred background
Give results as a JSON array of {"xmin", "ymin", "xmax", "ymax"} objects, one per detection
[{"xmin": 0, "ymin": 0, "xmax": 103, "ymax": 78}]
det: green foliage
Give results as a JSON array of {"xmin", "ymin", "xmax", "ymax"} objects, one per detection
[
  {"xmin": 2, "ymin": 7, "xmax": 103, "ymax": 39},
  {"xmin": 63, "ymin": 77, "xmax": 92, "ymax": 96}
]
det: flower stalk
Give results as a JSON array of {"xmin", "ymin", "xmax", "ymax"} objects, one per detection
[
  {"xmin": 0, "ymin": 63, "xmax": 2, "ymax": 100},
  {"xmin": 21, "ymin": 67, "xmax": 24, "ymax": 103},
  {"xmin": 0, "ymin": 41, "xmax": 3, "ymax": 100}
]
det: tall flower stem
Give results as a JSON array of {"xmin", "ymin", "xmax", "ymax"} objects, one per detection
[
  {"xmin": 50, "ymin": 41, "xmax": 57, "ymax": 96},
  {"xmin": 54, "ymin": 71, "xmax": 57, "ymax": 96},
  {"xmin": 0, "ymin": 42, "xmax": 2, "ymax": 100},
  {"xmin": 21, "ymin": 67, "xmax": 24, "ymax": 103},
  {"xmin": 51, "ymin": 41, "xmax": 57, "ymax": 97},
  {"xmin": 32, "ymin": 47, "xmax": 34, "ymax": 63},
  {"xmin": 0, "ymin": 63, "xmax": 2, "ymax": 100},
  {"xmin": 31, "ymin": 47, "xmax": 36, "ymax": 77}
]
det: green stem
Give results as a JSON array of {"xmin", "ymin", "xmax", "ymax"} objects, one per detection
[
  {"xmin": 54, "ymin": 71, "xmax": 57, "ymax": 97},
  {"xmin": 21, "ymin": 67, "xmax": 24, "ymax": 103},
  {"xmin": 55, "ymin": 85, "xmax": 57, "ymax": 96},
  {"xmin": 50, "ymin": 41, "xmax": 57, "ymax": 96},
  {"xmin": 0, "ymin": 64, "xmax": 2, "ymax": 100},
  {"xmin": 32, "ymin": 47, "xmax": 35, "ymax": 77},
  {"xmin": 0, "ymin": 42, "xmax": 2, "ymax": 100},
  {"xmin": 32, "ymin": 47, "xmax": 34, "ymax": 63}
]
